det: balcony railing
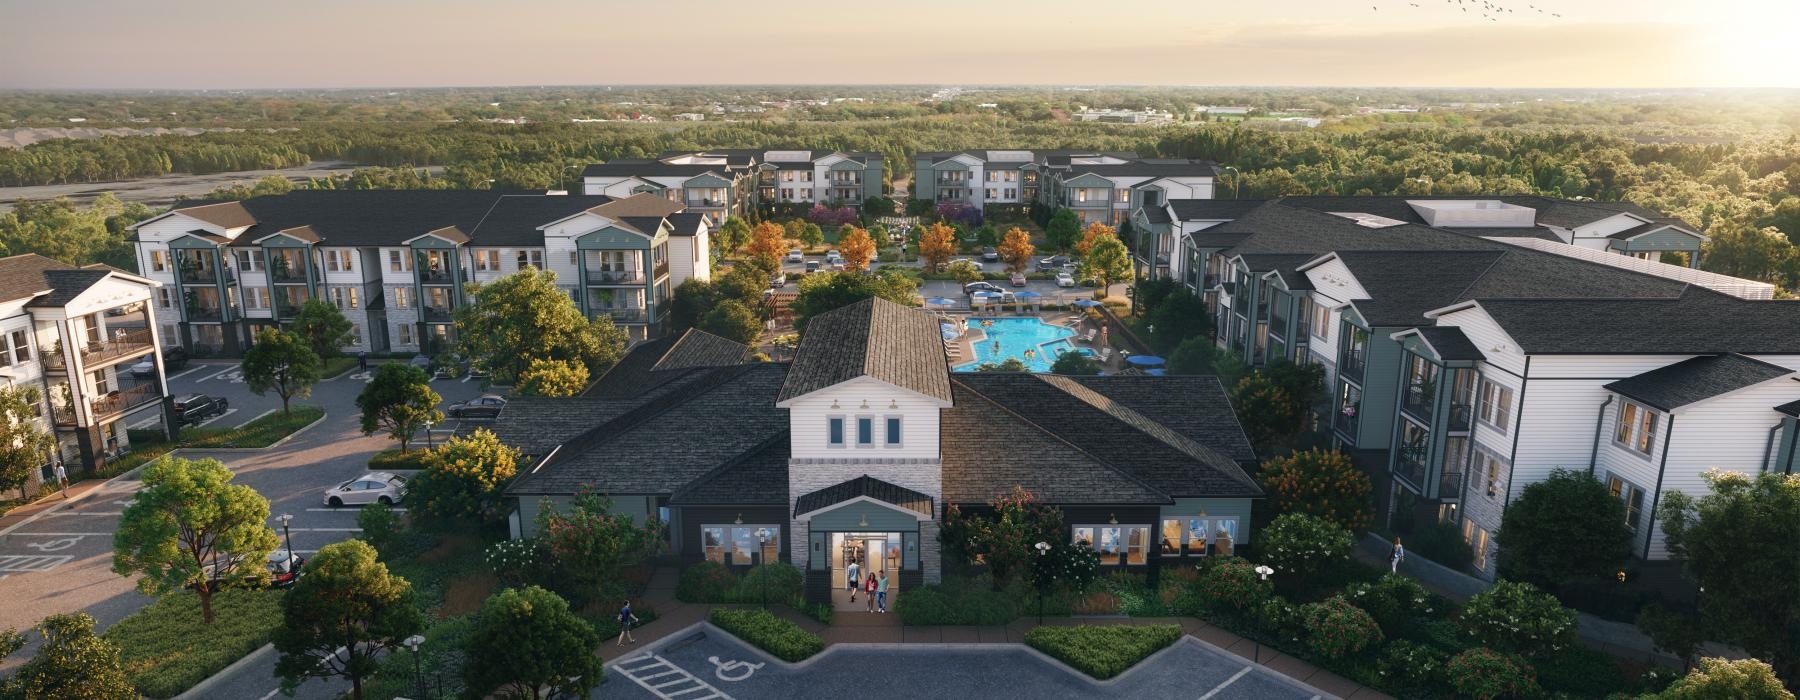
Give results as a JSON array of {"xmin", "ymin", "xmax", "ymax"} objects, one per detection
[
  {"xmin": 1402, "ymin": 385, "xmax": 1435, "ymax": 420},
  {"xmin": 586, "ymin": 269, "xmax": 646, "ymax": 286},
  {"xmin": 185, "ymin": 306, "xmax": 225, "ymax": 323},
  {"xmin": 686, "ymin": 198, "xmax": 728, "ymax": 208},
  {"xmin": 1396, "ymin": 449, "xmax": 1428, "ymax": 491},
  {"xmin": 1268, "ymin": 312, "xmax": 1288, "ymax": 341},
  {"xmin": 1340, "ymin": 350, "xmax": 1367, "ymax": 383},
  {"xmin": 268, "ymin": 263, "xmax": 307, "ymax": 284},
  {"xmin": 594, "ymin": 308, "xmax": 647, "ymax": 324},
  {"xmin": 56, "ymin": 383, "xmax": 160, "ymax": 425},
  {"xmin": 935, "ymin": 177, "xmax": 970, "ymax": 186},
  {"xmin": 1335, "ymin": 405, "xmax": 1360, "ymax": 438},
  {"xmin": 828, "ymin": 179, "xmax": 862, "ymax": 187},
  {"xmin": 1437, "ymin": 472, "xmax": 1465, "ymax": 500},
  {"xmin": 178, "ymin": 266, "xmax": 219, "ymax": 285},
  {"xmin": 1448, "ymin": 402, "xmax": 1473, "ymax": 432},
  {"xmin": 45, "ymin": 329, "xmax": 155, "ymax": 370},
  {"xmin": 653, "ymin": 260, "xmax": 669, "ymax": 279},
  {"xmin": 418, "ymin": 268, "xmax": 455, "ymax": 284},
  {"xmin": 422, "ymin": 305, "xmax": 455, "ymax": 323}
]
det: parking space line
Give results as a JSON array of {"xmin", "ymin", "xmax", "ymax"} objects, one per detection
[
  {"xmin": 4, "ymin": 531, "xmax": 113, "ymax": 536},
  {"xmin": 304, "ymin": 507, "xmax": 405, "ymax": 512},
  {"xmin": 194, "ymin": 408, "xmax": 238, "ymax": 427},
  {"xmin": 615, "ymin": 654, "xmax": 731, "ymax": 700},
  {"xmin": 241, "ymin": 408, "xmax": 277, "ymax": 425},
  {"xmin": 1198, "ymin": 666, "xmax": 1253, "ymax": 700},
  {"xmin": 165, "ymin": 366, "xmax": 206, "ymax": 381},
  {"xmin": 47, "ymin": 511, "xmax": 123, "ymax": 516}
]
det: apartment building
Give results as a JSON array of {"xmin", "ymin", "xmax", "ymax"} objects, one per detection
[
  {"xmin": 754, "ymin": 150, "xmax": 885, "ymax": 210},
  {"xmin": 128, "ymin": 191, "xmax": 712, "ymax": 356},
  {"xmin": 0, "ymin": 255, "xmax": 173, "ymax": 491},
  {"xmin": 581, "ymin": 150, "xmax": 886, "ymax": 219},
  {"xmin": 914, "ymin": 150, "xmax": 1218, "ymax": 227},
  {"xmin": 1138, "ymin": 195, "xmax": 1795, "ymax": 578}
]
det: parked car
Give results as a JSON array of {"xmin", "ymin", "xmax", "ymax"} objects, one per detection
[
  {"xmin": 266, "ymin": 549, "xmax": 306, "ymax": 588},
  {"xmin": 129, "ymin": 357, "xmax": 156, "ymax": 377},
  {"xmin": 322, "ymin": 472, "xmax": 408, "ymax": 507},
  {"xmin": 826, "ymin": 249, "xmax": 841, "ymax": 261},
  {"xmin": 1056, "ymin": 271, "xmax": 1077, "ymax": 287},
  {"xmin": 129, "ymin": 346, "xmax": 189, "ymax": 378},
  {"xmin": 786, "ymin": 249, "xmax": 804, "ymax": 262},
  {"xmin": 770, "ymin": 271, "xmax": 787, "ymax": 288},
  {"xmin": 173, "ymin": 394, "xmax": 229, "ymax": 427},
  {"xmin": 1010, "ymin": 272, "xmax": 1028, "ymax": 287},
  {"xmin": 1037, "ymin": 255, "xmax": 1071, "ymax": 271},
  {"xmin": 829, "ymin": 259, "xmax": 846, "ymax": 271},
  {"xmin": 963, "ymin": 281, "xmax": 1006, "ymax": 296},
  {"xmin": 407, "ymin": 355, "xmax": 431, "ymax": 370},
  {"xmin": 446, "ymin": 394, "xmax": 507, "ymax": 419},
  {"xmin": 981, "ymin": 247, "xmax": 999, "ymax": 262},
  {"xmin": 804, "ymin": 260, "xmax": 822, "ymax": 274},
  {"xmin": 191, "ymin": 549, "xmax": 306, "ymax": 591}
]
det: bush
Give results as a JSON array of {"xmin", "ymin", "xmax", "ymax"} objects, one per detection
[
  {"xmin": 176, "ymin": 405, "xmax": 325, "ymax": 449},
  {"xmin": 1024, "ymin": 624, "xmax": 1182, "ymax": 679},
  {"xmin": 676, "ymin": 561, "xmax": 739, "ymax": 603},
  {"xmin": 104, "ymin": 589, "xmax": 284, "ymax": 698},
  {"xmin": 1258, "ymin": 449, "xmax": 1373, "ymax": 532},
  {"xmin": 1656, "ymin": 657, "xmax": 1795, "ymax": 699},
  {"xmin": 367, "ymin": 448, "xmax": 431, "ymax": 472},
  {"xmin": 1256, "ymin": 513, "xmax": 1354, "ymax": 587},
  {"xmin": 1181, "ymin": 557, "xmax": 1273, "ymax": 617},
  {"xmin": 1494, "ymin": 468, "xmax": 1633, "ymax": 591},
  {"xmin": 1299, "ymin": 596, "xmax": 1383, "ymax": 659},
  {"xmin": 895, "ymin": 575, "xmax": 1023, "ymax": 626},
  {"xmin": 484, "ymin": 537, "xmax": 553, "ymax": 589},
  {"xmin": 1445, "ymin": 647, "xmax": 1539, "ymax": 700},
  {"xmin": 1378, "ymin": 640, "xmax": 1450, "ymax": 695},
  {"xmin": 356, "ymin": 502, "xmax": 404, "ymax": 554},
  {"xmin": 732, "ymin": 563, "xmax": 803, "ymax": 604},
  {"xmin": 1258, "ymin": 596, "xmax": 1304, "ymax": 645},
  {"xmin": 1458, "ymin": 580, "xmax": 1578, "ymax": 659},
  {"xmin": 1344, "ymin": 573, "xmax": 1435, "ymax": 641},
  {"xmin": 709, "ymin": 609, "xmax": 823, "ymax": 662},
  {"xmin": 1535, "ymin": 644, "xmax": 1626, "ymax": 697}
]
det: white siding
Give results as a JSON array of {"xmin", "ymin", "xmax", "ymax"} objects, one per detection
[
  {"xmin": 784, "ymin": 377, "xmax": 943, "ymax": 461},
  {"xmin": 1434, "ymin": 306, "xmax": 1527, "ymax": 377},
  {"xmin": 1302, "ymin": 258, "xmax": 1372, "ymax": 302}
]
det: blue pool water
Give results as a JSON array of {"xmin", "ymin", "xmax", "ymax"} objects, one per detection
[{"xmin": 953, "ymin": 317, "xmax": 1093, "ymax": 372}]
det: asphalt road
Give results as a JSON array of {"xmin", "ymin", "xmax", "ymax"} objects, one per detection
[
  {"xmin": 0, "ymin": 359, "xmax": 491, "ymax": 697},
  {"xmin": 604, "ymin": 626, "xmax": 1335, "ymax": 700}
]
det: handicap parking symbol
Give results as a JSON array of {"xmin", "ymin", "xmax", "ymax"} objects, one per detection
[
  {"xmin": 349, "ymin": 371, "xmax": 375, "ymax": 383},
  {"xmin": 25, "ymin": 536, "xmax": 85, "ymax": 552},
  {"xmin": 708, "ymin": 656, "xmax": 763, "ymax": 682}
]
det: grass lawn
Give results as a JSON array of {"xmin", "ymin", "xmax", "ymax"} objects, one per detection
[
  {"xmin": 1024, "ymin": 624, "xmax": 1182, "ymax": 680},
  {"xmin": 104, "ymin": 588, "xmax": 286, "ymax": 699},
  {"xmin": 320, "ymin": 355, "xmax": 359, "ymax": 378}
]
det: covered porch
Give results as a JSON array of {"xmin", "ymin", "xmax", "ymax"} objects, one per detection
[{"xmin": 794, "ymin": 476, "xmax": 934, "ymax": 609}]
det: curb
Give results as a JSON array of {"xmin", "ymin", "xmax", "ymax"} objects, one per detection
[
  {"xmin": 172, "ymin": 410, "xmax": 329, "ymax": 453},
  {"xmin": 171, "ymin": 643, "xmax": 274, "ymax": 700}
]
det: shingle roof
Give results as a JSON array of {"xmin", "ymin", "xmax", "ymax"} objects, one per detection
[
  {"xmin": 1169, "ymin": 199, "xmax": 1267, "ymax": 221},
  {"xmin": 667, "ymin": 433, "xmax": 790, "ymax": 506},
  {"xmin": 1607, "ymin": 222, "xmax": 1701, "ymax": 241},
  {"xmin": 1776, "ymin": 398, "xmax": 1800, "ymax": 418},
  {"xmin": 776, "ymin": 298, "xmax": 951, "ymax": 404},
  {"xmin": 168, "ymin": 201, "xmax": 257, "ymax": 229},
  {"xmin": 0, "ymin": 254, "xmax": 123, "ymax": 306},
  {"xmin": 1410, "ymin": 326, "xmax": 1484, "ymax": 362},
  {"xmin": 1603, "ymin": 354, "xmax": 1794, "ymax": 412},
  {"xmin": 584, "ymin": 330, "xmax": 750, "ymax": 399},
  {"xmin": 794, "ymin": 475, "xmax": 934, "ymax": 517},
  {"xmin": 480, "ymin": 396, "xmax": 642, "ymax": 456},
  {"xmin": 653, "ymin": 328, "xmax": 751, "ymax": 372},
  {"xmin": 580, "ymin": 160, "xmax": 738, "ymax": 179},
  {"xmin": 666, "ymin": 212, "xmax": 707, "ymax": 237},
  {"xmin": 940, "ymin": 382, "xmax": 1168, "ymax": 505},
  {"xmin": 1474, "ymin": 287, "xmax": 1800, "ymax": 354},
  {"xmin": 27, "ymin": 269, "xmax": 112, "ymax": 308}
]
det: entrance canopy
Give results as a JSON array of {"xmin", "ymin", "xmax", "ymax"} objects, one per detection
[{"xmin": 795, "ymin": 475, "xmax": 933, "ymax": 520}]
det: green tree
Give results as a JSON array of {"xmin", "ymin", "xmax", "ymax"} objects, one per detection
[
  {"xmin": 716, "ymin": 215, "xmax": 752, "ymax": 256},
  {"xmin": 408, "ymin": 429, "xmax": 520, "ymax": 528},
  {"xmin": 946, "ymin": 259, "xmax": 982, "ymax": 285},
  {"xmin": 669, "ymin": 279, "xmax": 720, "ymax": 331},
  {"xmin": 1229, "ymin": 372, "xmax": 1300, "ymax": 456},
  {"xmin": 940, "ymin": 486, "xmax": 1065, "ymax": 588},
  {"xmin": 1078, "ymin": 234, "xmax": 1133, "ymax": 296},
  {"xmin": 1167, "ymin": 336, "xmax": 1221, "ymax": 375},
  {"xmin": 461, "ymin": 586, "xmax": 604, "ymax": 700},
  {"xmin": 699, "ymin": 298, "xmax": 763, "ymax": 345},
  {"xmin": 1638, "ymin": 604, "xmax": 1706, "ymax": 673},
  {"xmin": 798, "ymin": 222, "xmax": 825, "ymax": 249},
  {"xmin": 789, "ymin": 268, "xmax": 919, "ymax": 332},
  {"xmin": 536, "ymin": 491, "xmax": 658, "ymax": 604},
  {"xmin": 356, "ymin": 363, "xmax": 441, "ymax": 452},
  {"xmin": 454, "ymin": 267, "xmax": 627, "ymax": 384},
  {"xmin": 0, "ymin": 385, "xmax": 53, "ymax": 499},
  {"xmin": 863, "ymin": 196, "xmax": 896, "ymax": 217},
  {"xmin": 273, "ymin": 539, "xmax": 425, "ymax": 700},
  {"xmin": 1493, "ymin": 468, "xmax": 1633, "ymax": 590},
  {"xmin": 1655, "ymin": 657, "xmax": 1795, "ymax": 700},
  {"xmin": 973, "ymin": 223, "xmax": 998, "ymax": 247},
  {"xmin": 716, "ymin": 259, "xmax": 775, "ymax": 306},
  {"xmin": 976, "ymin": 358, "xmax": 1029, "ymax": 372},
  {"xmin": 1258, "ymin": 449, "xmax": 1373, "ymax": 531},
  {"xmin": 242, "ymin": 327, "xmax": 322, "ymax": 414},
  {"xmin": 1044, "ymin": 208, "xmax": 1080, "ymax": 252},
  {"xmin": 515, "ymin": 358, "xmax": 590, "ymax": 397},
  {"xmin": 1140, "ymin": 288, "xmax": 1210, "ymax": 352},
  {"xmin": 0, "ymin": 613, "xmax": 136, "ymax": 700},
  {"xmin": 289, "ymin": 298, "xmax": 354, "ymax": 359},
  {"xmin": 1659, "ymin": 470, "xmax": 1800, "ymax": 681},
  {"xmin": 112, "ymin": 456, "xmax": 279, "ymax": 624},
  {"xmin": 1458, "ymin": 580, "xmax": 1578, "ymax": 659},
  {"xmin": 1049, "ymin": 351, "xmax": 1102, "ymax": 376}
]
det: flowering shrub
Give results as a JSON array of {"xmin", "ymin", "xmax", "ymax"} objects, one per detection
[
  {"xmin": 935, "ymin": 202, "xmax": 983, "ymax": 228},
  {"xmin": 1186, "ymin": 557, "xmax": 1273, "ymax": 614},
  {"xmin": 1458, "ymin": 580, "xmax": 1577, "ymax": 659},
  {"xmin": 1255, "ymin": 513, "xmax": 1354, "ymax": 583},
  {"xmin": 1299, "ymin": 595, "xmax": 1384, "ymax": 658},
  {"xmin": 536, "ymin": 491, "xmax": 657, "ymax": 605},
  {"xmin": 484, "ymin": 537, "xmax": 552, "ymax": 588},
  {"xmin": 805, "ymin": 204, "xmax": 858, "ymax": 227},
  {"xmin": 1378, "ymin": 640, "xmax": 1449, "ymax": 694},
  {"xmin": 1258, "ymin": 449, "xmax": 1373, "ymax": 532},
  {"xmin": 1345, "ymin": 573, "xmax": 1435, "ymax": 640},
  {"xmin": 1258, "ymin": 596, "xmax": 1303, "ymax": 645},
  {"xmin": 1445, "ymin": 647, "xmax": 1538, "ymax": 700}
]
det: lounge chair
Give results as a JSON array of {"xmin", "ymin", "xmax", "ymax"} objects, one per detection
[
  {"xmin": 1080, "ymin": 329, "xmax": 1097, "ymax": 343},
  {"xmin": 1098, "ymin": 347, "xmax": 1114, "ymax": 362}
]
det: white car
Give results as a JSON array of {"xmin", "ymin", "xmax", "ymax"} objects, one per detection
[
  {"xmin": 786, "ymin": 249, "xmax": 804, "ymax": 262},
  {"xmin": 322, "ymin": 472, "xmax": 408, "ymax": 507},
  {"xmin": 129, "ymin": 358, "xmax": 157, "ymax": 377},
  {"xmin": 1056, "ymin": 271, "xmax": 1076, "ymax": 287}
]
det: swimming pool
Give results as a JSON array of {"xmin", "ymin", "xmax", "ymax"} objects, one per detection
[{"xmin": 953, "ymin": 317, "xmax": 1094, "ymax": 372}]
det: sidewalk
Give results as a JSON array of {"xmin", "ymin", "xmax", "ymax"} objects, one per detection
[
  {"xmin": 601, "ymin": 566, "xmax": 1392, "ymax": 699},
  {"xmin": 0, "ymin": 475, "xmax": 122, "ymax": 537}
]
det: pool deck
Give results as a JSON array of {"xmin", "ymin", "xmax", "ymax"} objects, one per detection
[{"xmin": 942, "ymin": 311, "xmax": 1097, "ymax": 368}]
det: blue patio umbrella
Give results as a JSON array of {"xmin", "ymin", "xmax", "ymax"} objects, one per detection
[
  {"xmin": 1014, "ymin": 290, "xmax": 1043, "ymax": 299},
  {"xmin": 1072, "ymin": 299, "xmax": 1103, "ymax": 308},
  {"xmin": 1126, "ymin": 354, "xmax": 1167, "ymax": 367},
  {"xmin": 926, "ymin": 296, "xmax": 958, "ymax": 306}
]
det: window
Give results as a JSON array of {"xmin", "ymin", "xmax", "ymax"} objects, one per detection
[
  {"xmin": 1473, "ymin": 527, "xmax": 1490, "ymax": 569},
  {"xmin": 568, "ymin": 251, "xmax": 579, "ymax": 267},
  {"xmin": 1310, "ymin": 303, "xmax": 1331, "ymax": 342},
  {"xmin": 387, "ymin": 250, "xmax": 411, "ymax": 272},
  {"xmin": 703, "ymin": 524, "xmax": 779, "ymax": 566},
  {"xmin": 10, "ymin": 330, "xmax": 29, "ymax": 364},
  {"xmin": 325, "ymin": 249, "xmax": 354, "ymax": 272},
  {"xmin": 702, "ymin": 527, "xmax": 725, "ymax": 563},
  {"xmin": 1160, "ymin": 519, "xmax": 1182, "ymax": 556},
  {"xmin": 1158, "ymin": 516, "xmax": 1237, "ymax": 557},
  {"xmin": 245, "ymin": 287, "xmax": 270, "ymax": 310},
  {"xmin": 237, "ymin": 250, "xmax": 264, "ymax": 272},
  {"xmin": 1072, "ymin": 525, "xmax": 1152, "ymax": 566},
  {"xmin": 1607, "ymin": 475, "xmax": 1648, "ymax": 534},
  {"xmin": 1477, "ymin": 449, "xmax": 1506, "ymax": 500},
  {"xmin": 517, "ymin": 250, "xmax": 543, "ymax": 269},
  {"xmin": 1477, "ymin": 379, "xmax": 1514, "ymax": 432},
  {"xmin": 1116, "ymin": 188, "xmax": 1131, "ymax": 202},
  {"xmin": 392, "ymin": 287, "xmax": 414, "ymax": 309},
  {"xmin": 156, "ymin": 288, "xmax": 174, "ymax": 308},
  {"xmin": 856, "ymin": 417, "xmax": 873, "ymax": 446},
  {"xmin": 827, "ymin": 417, "xmax": 845, "ymax": 446},
  {"xmin": 885, "ymin": 416, "xmax": 901, "ymax": 446},
  {"xmin": 396, "ymin": 323, "xmax": 414, "ymax": 346},
  {"xmin": 149, "ymin": 250, "xmax": 167, "ymax": 272},
  {"xmin": 1614, "ymin": 401, "xmax": 1658, "ymax": 456},
  {"xmin": 473, "ymin": 249, "xmax": 501, "ymax": 272}
]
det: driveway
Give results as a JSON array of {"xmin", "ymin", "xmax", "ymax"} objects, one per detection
[{"xmin": 603, "ymin": 626, "xmax": 1335, "ymax": 700}]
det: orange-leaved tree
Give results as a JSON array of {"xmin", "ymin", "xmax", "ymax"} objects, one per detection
[
  {"xmin": 1075, "ymin": 222, "xmax": 1117, "ymax": 258},
  {"xmin": 746, "ymin": 221, "xmax": 789, "ymax": 268},
  {"xmin": 997, "ymin": 227, "xmax": 1035, "ymax": 272},
  {"xmin": 839, "ymin": 226, "xmax": 876, "ymax": 271},
  {"xmin": 919, "ymin": 222, "xmax": 958, "ymax": 272}
]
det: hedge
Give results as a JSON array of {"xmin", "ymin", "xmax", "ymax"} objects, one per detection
[
  {"xmin": 709, "ymin": 608, "xmax": 823, "ymax": 662},
  {"xmin": 104, "ymin": 588, "xmax": 285, "ymax": 698},
  {"xmin": 1024, "ymin": 624, "xmax": 1182, "ymax": 679},
  {"xmin": 368, "ymin": 447, "xmax": 432, "ymax": 472}
]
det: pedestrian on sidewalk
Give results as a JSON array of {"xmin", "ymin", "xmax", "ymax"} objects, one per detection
[
  {"xmin": 876, "ymin": 570, "xmax": 889, "ymax": 613},
  {"xmin": 616, "ymin": 600, "xmax": 640, "ymax": 646},
  {"xmin": 358, "ymin": 351, "xmax": 369, "ymax": 372},
  {"xmin": 52, "ymin": 463, "xmax": 68, "ymax": 499},
  {"xmin": 864, "ymin": 573, "xmax": 877, "ymax": 612},
  {"xmin": 1389, "ymin": 537, "xmax": 1405, "ymax": 574}
]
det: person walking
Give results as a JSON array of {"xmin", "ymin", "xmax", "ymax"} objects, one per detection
[
  {"xmin": 876, "ymin": 570, "xmax": 889, "ymax": 613},
  {"xmin": 616, "ymin": 600, "xmax": 640, "ymax": 646},
  {"xmin": 357, "ymin": 351, "xmax": 369, "ymax": 372},
  {"xmin": 1389, "ymin": 537, "xmax": 1405, "ymax": 574},
  {"xmin": 52, "ymin": 462, "xmax": 68, "ymax": 499},
  {"xmin": 864, "ymin": 573, "xmax": 877, "ymax": 613},
  {"xmin": 846, "ymin": 558, "xmax": 861, "ymax": 603}
]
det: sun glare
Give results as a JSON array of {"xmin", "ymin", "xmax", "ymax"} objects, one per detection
[{"xmin": 1700, "ymin": 3, "xmax": 1800, "ymax": 87}]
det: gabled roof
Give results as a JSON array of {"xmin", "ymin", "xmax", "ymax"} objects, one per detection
[
  {"xmin": 1608, "ymin": 221, "xmax": 1703, "ymax": 241},
  {"xmin": 584, "ymin": 329, "xmax": 750, "ymax": 399},
  {"xmin": 1399, "ymin": 326, "xmax": 1485, "ymax": 362},
  {"xmin": 0, "ymin": 254, "xmax": 145, "ymax": 306},
  {"xmin": 667, "ymin": 432, "xmax": 790, "ymax": 506},
  {"xmin": 653, "ymin": 328, "xmax": 752, "ymax": 372},
  {"xmin": 1776, "ymin": 398, "xmax": 1800, "ymax": 418},
  {"xmin": 666, "ymin": 212, "xmax": 707, "ymax": 237},
  {"xmin": 1472, "ymin": 287, "xmax": 1800, "ymax": 355},
  {"xmin": 776, "ymin": 298, "xmax": 952, "ymax": 404},
  {"xmin": 27, "ymin": 269, "xmax": 114, "ymax": 308},
  {"xmin": 1603, "ymin": 354, "xmax": 1794, "ymax": 412},
  {"xmin": 1170, "ymin": 199, "xmax": 1267, "ymax": 221},
  {"xmin": 135, "ymin": 200, "xmax": 256, "ymax": 230},
  {"xmin": 580, "ymin": 160, "xmax": 738, "ymax": 179},
  {"xmin": 794, "ymin": 475, "xmax": 934, "ymax": 518}
]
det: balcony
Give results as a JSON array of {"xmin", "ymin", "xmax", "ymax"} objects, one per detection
[
  {"xmin": 686, "ymin": 198, "xmax": 728, "ymax": 208},
  {"xmin": 1335, "ymin": 405, "xmax": 1360, "ymax": 438},
  {"xmin": 185, "ymin": 305, "xmax": 225, "ymax": 323},
  {"xmin": 268, "ymin": 262, "xmax": 308, "ymax": 284},
  {"xmin": 1402, "ymin": 385, "xmax": 1435, "ymax": 421},
  {"xmin": 1268, "ymin": 312, "xmax": 1288, "ymax": 341},
  {"xmin": 56, "ymin": 383, "xmax": 161, "ymax": 426},
  {"xmin": 1448, "ymin": 402, "xmax": 1473, "ymax": 432},
  {"xmin": 653, "ymin": 260, "xmax": 669, "ymax": 279},
  {"xmin": 827, "ymin": 179, "xmax": 862, "ymax": 188},
  {"xmin": 1436, "ymin": 471, "xmax": 1465, "ymax": 500},
  {"xmin": 422, "ymin": 305, "xmax": 455, "ymax": 323},
  {"xmin": 935, "ymin": 177, "xmax": 969, "ymax": 186},
  {"xmin": 44, "ymin": 329, "xmax": 155, "ymax": 371},
  {"xmin": 177, "ymin": 265, "xmax": 220, "ymax": 285},
  {"xmin": 1396, "ymin": 449, "xmax": 1428, "ymax": 491},
  {"xmin": 594, "ymin": 308, "xmax": 647, "ymax": 324},
  {"xmin": 1340, "ymin": 350, "xmax": 1367, "ymax": 384},
  {"xmin": 586, "ymin": 270, "xmax": 646, "ymax": 286},
  {"xmin": 418, "ymin": 268, "xmax": 455, "ymax": 284}
]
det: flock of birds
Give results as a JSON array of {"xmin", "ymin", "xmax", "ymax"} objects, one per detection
[{"xmin": 1375, "ymin": 0, "xmax": 1563, "ymax": 21}]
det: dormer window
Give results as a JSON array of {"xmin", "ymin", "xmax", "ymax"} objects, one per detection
[{"xmin": 828, "ymin": 417, "xmax": 844, "ymax": 447}]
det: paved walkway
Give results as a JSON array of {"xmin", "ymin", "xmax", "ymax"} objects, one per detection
[{"xmin": 602, "ymin": 567, "xmax": 1392, "ymax": 699}]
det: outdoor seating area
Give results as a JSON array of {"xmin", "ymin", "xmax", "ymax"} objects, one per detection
[{"xmin": 932, "ymin": 303, "xmax": 1155, "ymax": 375}]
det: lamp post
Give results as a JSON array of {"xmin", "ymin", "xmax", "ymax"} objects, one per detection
[
  {"xmin": 1034, "ymin": 541, "xmax": 1052, "ymax": 624},
  {"xmin": 402, "ymin": 634, "xmax": 426, "ymax": 699},
  {"xmin": 1253, "ymin": 565, "xmax": 1274, "ymax": 663},
  {"xmin": 424, "ymin": 420, "xmax": 436, "ymax": 449},
  {"xmin": 756, "ymin": 529, "xmax": 770, "ymax": 609},
  {"xmin": 277, "ymin": 513, "xmax": 294, "ymax": 560},
  {"xmin": 1221, "ymin": 166, "xmax": 1241, "ymax": 200}
]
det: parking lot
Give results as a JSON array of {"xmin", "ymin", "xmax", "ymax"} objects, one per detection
[{"xmin": 603, "ymin": 626, "xmax": 1333, "ymax": 700}]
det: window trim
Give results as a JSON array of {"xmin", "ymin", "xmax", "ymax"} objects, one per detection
[
  {"xmin": 1158, "ymin": 516, "xmax": 1238, "ymax": 557},
  {"xmin": 827, "ymin": 415, "xmax": 845, "ymax": 447},
  {"xmin": 701, "ymin": 524, "xmax": 782, "ymax": 566},
  {"xmin": 1613, "ymin": 400, "xmax": 1659, "ymax": 457},
  {"xmin": 1477, "ymin": 379, "xmax": 1514, "ymax": 434},
  {"xmin": 855, "ymin": 415, "xmax": 875, "ymax": 448},
  {"xmin": 1071, "ymin": 524, "xmax": 1153, "ymax": 567},
  {"xmin": 1606, "ymin": 473, "xmax": 1648, "ymax": 534},
  {"xmin": 883, "ymin": 415, "xmax": 902, "ymax": 447}
]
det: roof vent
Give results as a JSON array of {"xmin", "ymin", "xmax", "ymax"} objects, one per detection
[{"xmin": 1328, "ymin": 212, "xmax": 1407, "ymax": 229}]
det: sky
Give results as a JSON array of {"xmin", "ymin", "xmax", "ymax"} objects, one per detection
[{"xmin": 1, "ymin": 0, "xmax": 1795, "ymax": 89}]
